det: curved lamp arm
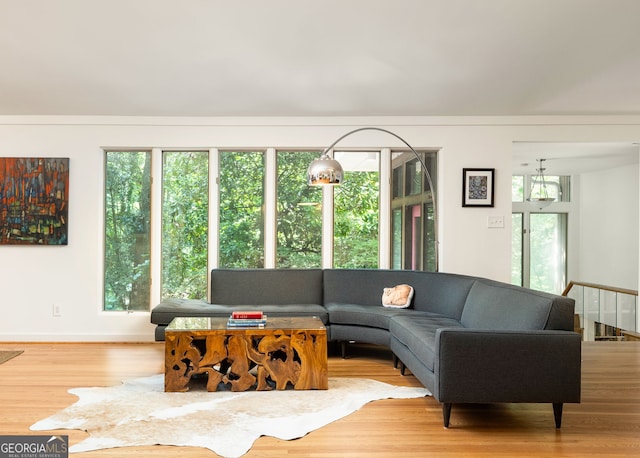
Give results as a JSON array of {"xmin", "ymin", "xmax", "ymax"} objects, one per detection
[{"xmin": 307, "ymin": 127, "xmax": 439, "ymax": 271}]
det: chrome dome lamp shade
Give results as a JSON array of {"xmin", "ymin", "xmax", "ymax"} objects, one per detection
[{"xmin": 307, "ymin": 153, "xmax": 343, "ymax": 185}]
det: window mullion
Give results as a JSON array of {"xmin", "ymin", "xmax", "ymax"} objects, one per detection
[
  {"xmin": 208, "ymin": 148, "xmax": 219, "ymax": 300},
  {"xmin": 264, "ymin": 148, "xmax": 277, "ymax": 268},
  {"xmin": 322, "ymin": 151, "xmax": 335, "ymax": 268},
  {"xmin": 150, "ymin": 147, "xmax": 163, "ymax": 311},
  {"xmin": 379, "ymin": 148, "xmax": 391, "ymax": 269}
]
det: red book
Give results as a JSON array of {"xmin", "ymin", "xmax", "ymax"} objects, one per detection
[{"xmin": 231, "ymin": 311, "xmax": 264, "ymax": 319}]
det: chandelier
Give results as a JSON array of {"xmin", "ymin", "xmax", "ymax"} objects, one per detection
[{"xmin": 526, "ymin": 158, "xmax": 555, "ymax": 210}]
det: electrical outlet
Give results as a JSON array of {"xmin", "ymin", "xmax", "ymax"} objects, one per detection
[
  {"xmin": 487, "ymin": 216, "xmax": 504, "ymax": 228},
  {"xmin": 53, "ymin": 304, "xmax": 62, "ymax": 317}
]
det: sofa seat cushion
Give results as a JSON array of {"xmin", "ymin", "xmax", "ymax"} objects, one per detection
[
  {"xmin": 151, "ymin": 298, "xmax": 211, "ymax": 324},
  {"xmin": 151, "ymin": 298, "xmax": 328, "ymax": 325},
  {"xmin": 390, "ymin": 314, "xmax": 464, "ymax": 371},
  {"xmin": 325, "ymin": 302, "xmax": 429, "ymax": 330}
]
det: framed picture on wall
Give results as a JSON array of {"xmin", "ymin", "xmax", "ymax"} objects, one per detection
[
  {"xmin": 462, "ymin": 168, "xmax": 495, "ymax": 207},
  {"xmin": 0, "ymin": 157, "xmax": 69, "ymax": 245}
]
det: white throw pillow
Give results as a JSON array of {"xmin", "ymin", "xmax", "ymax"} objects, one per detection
[{"xmin": 381, "ymin": 284, "xmax": 414, "ymax": 308}]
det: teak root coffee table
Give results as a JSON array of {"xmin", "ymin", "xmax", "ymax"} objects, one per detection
[{"xmin": 164, "ymin": 316, "xmax": 328, "ymax": 392}]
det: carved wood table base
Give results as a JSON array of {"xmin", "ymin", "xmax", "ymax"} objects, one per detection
[{"xmin": 164, "ymin": 316, "xmax": 328, "ymax": 392}]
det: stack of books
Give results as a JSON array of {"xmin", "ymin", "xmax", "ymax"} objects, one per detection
[{"xmin": 227, "ymin": 311, "xmax": 267, "ymax": 328}]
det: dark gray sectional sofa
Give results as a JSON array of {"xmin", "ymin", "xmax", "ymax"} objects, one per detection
[{"xmin": 151, "ymin": 268, "xmax": 581, "ymax": 428}]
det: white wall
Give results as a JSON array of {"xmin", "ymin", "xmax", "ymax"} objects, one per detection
[
  {"xmin": 579, "ymin": 162, "xmax": 639, "ymax": 290},
  {"xmin": 0, "ymin": 115, "xmax": 639, "ymax": 341}
]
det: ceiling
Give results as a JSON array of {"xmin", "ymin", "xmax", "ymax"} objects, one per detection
[
  {"xmin": 1, "ymin": 0, "xmax": 639, "ymax": 171},
  {"xmin": 512, "ymin": 142, "xmax": 639, "ymax": 175}
]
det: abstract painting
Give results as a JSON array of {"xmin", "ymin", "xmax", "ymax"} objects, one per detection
[
  {"xmin": 0, "ymin": 157, "xmax": 69, "ymax": 245},
  {"xmin": 462, "ymin": 168, "xmax": 495, "ymax": 207}
]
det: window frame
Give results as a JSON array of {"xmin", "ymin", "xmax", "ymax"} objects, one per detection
[
  {"xmin": 103, "ymin": 145, "xmax": 437, "ymax": 311},
  {"xmin": 512, "ymin": 172, "xmax": 573, "ymax": 294}
]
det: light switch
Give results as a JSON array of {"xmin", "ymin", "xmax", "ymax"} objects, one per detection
[{"xmin": 487, "ymin": 216, "xmax": 504, "ymax": 228}]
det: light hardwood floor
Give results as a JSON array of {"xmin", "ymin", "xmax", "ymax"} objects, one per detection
[{"xmin": 1, "ymin": 341, "xmax": 639, "ymax": 457}]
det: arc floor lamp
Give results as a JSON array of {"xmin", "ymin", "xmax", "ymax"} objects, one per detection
[{"xmin": 307, "ymin": 127, "xmax": 439, "ymax": 271}]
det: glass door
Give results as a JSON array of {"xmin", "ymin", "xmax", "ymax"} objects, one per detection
[
  {"xmin": 529, "ymin": 213, "xmax": 568, "ymax": 293},
  {"xmin": 512, "ymin": 211, "xmax": 568, "ymax": 294}
]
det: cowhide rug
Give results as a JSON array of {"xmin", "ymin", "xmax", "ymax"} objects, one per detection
[{"xmin": 31, "ymin": 375, "xmax": 430, "ymax": 457}]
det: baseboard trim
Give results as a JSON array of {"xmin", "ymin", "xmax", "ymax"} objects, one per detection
[{"xmin": 0, "ymin": 333, "xmax": 155, "ymax": 343}]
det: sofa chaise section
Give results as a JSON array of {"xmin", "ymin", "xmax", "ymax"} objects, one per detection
[{"xmin": 151, "ymin": 268, "xmax": 327, "ymax": 341}]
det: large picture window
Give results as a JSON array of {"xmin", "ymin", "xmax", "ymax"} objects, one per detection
[
  {"xmin": 103, "ymin": 145, "xmax": 437, "ymax": 310},
  {"xmin": 334, "ymin": 151, "xmax": 380, "ymax": 268},
  {"xmin": 162, "ymin": 151, "xmax": 209, "ymax": 300},
  {"xmin": 391, "ymin": 151, "xmax": 437, "ymax": 271},
  {"xmin": 219, "ymin": 151, "xmax": 265, "ymax": 268},
  {"xmin": 276, "ymin": 151, "xmax": 322, "ymax": 268},
  {"xmin": 104, "ymin": 151, "xmax": 152, "ymax": 311}
]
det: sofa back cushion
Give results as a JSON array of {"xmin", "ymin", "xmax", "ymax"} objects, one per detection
[
  {"xmin": 460, "ymin": 280, "xmax": 575, "ymax": 330},
  {"xmin": 323, "ymin": 269, "xmax": 475, "ymax": 320},
  {"xmin": 210, "ymin": 268, "xmax": 323, "ymax": 305}
]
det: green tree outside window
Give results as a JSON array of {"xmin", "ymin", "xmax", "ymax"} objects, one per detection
[
  {"xmin": 277, "ymin": 151, "xmax": 322, "ymax": 267},
  {"xmin": 162, "ymin": 151, "xmax": 209, "ymax": 300},
  {"xmin": 219, "ymin": 151, "xmax": 265, "ymax": 268},
  {"xmin": 104, "ymin": 151, "xmax": 151, "ymax": 311}
]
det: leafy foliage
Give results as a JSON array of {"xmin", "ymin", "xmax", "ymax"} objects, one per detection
[
  {"xmin": 334, "ymin": 170, "xmax": 379, "ymax": 268},
  {"xmin": 276, "ymin": 152, "xmax": 322, "ymax": 267},
  {"xmin": 162, "ymin": 152, "xmax": 209, "ymax": 300},
  {"xmin": 104, "ymin": 152, "xmax": 151, "ymax": 311},
  {"xmin": 105, "ymin": 150, "xmax": 437, "ymax": 311},
  {"xmin": 219, "ymin": 152, "xmax": 265, "ymax": 267}
]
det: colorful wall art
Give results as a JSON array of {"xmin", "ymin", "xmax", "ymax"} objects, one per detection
[{"xmin": 0, "ymin": 157, "xmax": 69, "ymax": 245}]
